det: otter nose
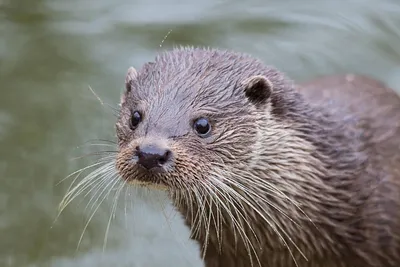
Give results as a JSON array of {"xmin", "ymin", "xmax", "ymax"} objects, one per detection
[{"xmin": 135, "ymin": 144, "xmax": 172, "ymax": 170}]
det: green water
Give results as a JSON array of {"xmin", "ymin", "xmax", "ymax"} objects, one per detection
[{"xmin": 1, "ymin": 0, "xmax": 400, "ymax": 266}]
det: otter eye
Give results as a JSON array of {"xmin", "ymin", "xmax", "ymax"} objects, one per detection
[
  {"xmin": 130, "ymin": 111, "xmax": 142, "ymax": 130},
  {"xmin": 194, "ymin": 118, "xmax": 211, "ymax": 137}
]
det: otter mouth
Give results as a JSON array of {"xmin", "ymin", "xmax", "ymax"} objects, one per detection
[
  {"xmin": 117, "ymin": 156, "xmax": 174, "ymax": 191},
  {"xmin": 118, "ymin": 163, "xmax": 171, "ymax": 190},
  {"xmin": 126, "ymin": 178, "xmax": 169, "ymax": 191}
]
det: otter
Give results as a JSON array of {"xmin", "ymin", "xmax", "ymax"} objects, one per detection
[{"xmin": 115, "ymin": 47, "xmax": 400, "ymax": 267}]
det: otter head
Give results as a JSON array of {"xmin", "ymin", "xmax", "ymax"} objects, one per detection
[{"xmin": 114, "ymin": 48, "xmax": 290, "ymax": 194}]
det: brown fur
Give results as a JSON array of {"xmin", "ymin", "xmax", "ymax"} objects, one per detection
[{"xmin": 115, "ymin": 47, "xmax": 400, "ymax": 267}]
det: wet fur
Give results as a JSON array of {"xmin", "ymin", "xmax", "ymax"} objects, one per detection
[{"xmin": 116, "ymin": 47, "xmax": 400, "ymax": 267}]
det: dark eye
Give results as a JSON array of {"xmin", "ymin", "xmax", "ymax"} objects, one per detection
[
  {"xmin": 193, "ymin": 117, "xmax": 211, "ymax": 137},
  {"xmin": 130, "ymin": 111, "xmax": 142, "ymax": 130}
]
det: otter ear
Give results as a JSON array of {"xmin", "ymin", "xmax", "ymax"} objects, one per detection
[
  {"xmin": 242, "ymin": 75, "xmax": 273, "ymax": 107},
  {"xmin": 121, "ymin": 67, "xmax": 138, "ymax": 105},
  {"xmin": 125, "ymin": 66, "xmax": 138, "ymax": 92}
]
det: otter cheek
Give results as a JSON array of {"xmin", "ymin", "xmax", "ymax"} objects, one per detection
[{"xmin": 115, "ymin": 147, "xmax": 136, "ymax": 181}]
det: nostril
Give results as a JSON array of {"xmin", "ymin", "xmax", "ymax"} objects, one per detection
[
  {"xmin": 158, "ymin": 149, "xmax": 172, "ymax": 165},
  {"xmin": 165, "ymin": 149, "xmax": 172, "ymax": 159},
  {"xmin": 158, "ymin": 158, "xmax": 166, "ymax": 165}
]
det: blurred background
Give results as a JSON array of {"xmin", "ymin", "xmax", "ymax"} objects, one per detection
[{"xmin": 1, "ymin": 0, "xmax": 400, "ymax": 266}]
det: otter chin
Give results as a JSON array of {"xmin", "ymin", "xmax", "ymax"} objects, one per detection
[{"xmin": 115, "ymin": 47, "xmax": 400, "ymax": 267}]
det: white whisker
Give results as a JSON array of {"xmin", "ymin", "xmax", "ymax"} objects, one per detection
[
  {"xmin": 76, "ymin": 173, "xmax": 120, "ymax": 251},
  {"xmin": 213, "ymin": 176, "xmax": 305, "ymax": 267},
  {"xmin": 103, "ymin": 179, "xmax": 125, "ymax": 252},
  {"xmin": 200, "ymin": 179, "xmax": 262, "ymax": 267},
  {"xmin": 59, "ymin": 161, "xmax": 116, "ymax": 213}
]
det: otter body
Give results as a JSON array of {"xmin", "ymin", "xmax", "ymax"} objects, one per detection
[{"xmin": 115, "ymin": 47, "xmax": 400, "ymax": 267}]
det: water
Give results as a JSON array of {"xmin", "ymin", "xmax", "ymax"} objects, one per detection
[{"xmin": 1, "ymin": 0, "xmax": 400, "ymax": 266}]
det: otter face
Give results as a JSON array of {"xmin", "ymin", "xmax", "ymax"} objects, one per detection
[{"xmin": 115, "ymin": 48, "xmax": 275, "ymax": 192}]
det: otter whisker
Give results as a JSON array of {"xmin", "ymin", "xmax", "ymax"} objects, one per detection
[
  {"xmin": 187, "ymin": 186, "xmax": 201, "ymax": 240},
  {"xmin": 196, "ymin": 187, "xmax": 210, "ymax": 243},
  {"xmin": 199, "ymin": 180, "xmax": 237, "ymax": 254},
  {"xmin": 194, "ymin": 179, "xmax": 248, "ymax": 263},
  {"xmin": 60, "ymin": 161, "xmax": 116, "ymax": 212},
  {"xmin": 250, "ymin": 177, "xmax": 308, "ymax": 227},
  {"xmin": 76, "ymin": 173, "xmax": 120, "ymax": 251},
  {"xmin": 175, "ymin": 179, "xmax": 196, "ymax": 229},
  {"xmin": 88, "ymin": 85, "xmax": 104, "ymax": 105},
  {"xmin": 206, "ymin": 178, "xmax": 262, "ymax": 261},
  {"xmin": 56, "ymin": 158, "xmax": 111, "ymax": 187},
  {"xmin": 202, "ymin": 179, "xmax": 262, "ymax": 267},
  {"xmin": 124, "ymin": 186, "xmax": 138, "ymax": 223},
  {"xmin": 69, "ymin": 152, "xmax": 117, "ymax": 161},
  {"xmin": 222, "ymin": 171, "xmax": 302, "ymax": 228},
  {"xmin": 54, "ymin": 161, "xmax": 116, "ymax": 230},
  {"xmin": 201, "ymin": 181, "xmax": 227, "ymax": 255},
  {"xmin": 86, "ymin": 169, "xmax": 120, "ymax": 214},
  {"xmin": 78, "ymin": 171, "xmax": 115, "ymax": 210},
  {"xmin": 190, "ymin": 186, "xmax": 208, "ymax": 241},
  {"xmin": 80, "ymin": 164, "xmax": 118, "ymax": 212},
  {"xmin": 58, "ymin": 163, "xmax": 113, "ymax": 215},
  {"xmin": 211, "ymin": 191, "xmax": 223, "ymax": 254},
  {"xmin": 242, "ymin": 169, "xmax": 316, "ymax": 228},
  {"xmin": 216, "ymin": 177, "xmax": 305, "ymax": 267},
  {"xmin": 123, "ymin": 185, "xmax": 129, "ymax": 229},
  {"xmin": 254, "ymin": 176, "xmax": 318, "ymax": 230},
  {"xmin": 87, "ymin": 85, "xmax": 119, "ymax": 117},
  {"xmin": 159, "ymin": 29, "xmax": 172, "ymax": 48},
  {"xmin": 197, "ymin": 183, "xmax": 215, "ymax": 260},
  {"xmin": 103, "ymin": 179, "xmax": 126, "ymax": 252},
  {"xmin": 207, "ymin": 171, "xmax": 263, "ymax": 247},
  {"xmin": 106, "ymin": 103, "xmax": 120, "ymax": 115},
  {"xmin": 173, "ymin": 187, "xmax": 193, "ymax": 230},
  {"xmin": 204, "ymin": 184, "xmax": 223, "ymax": 253},
  {"xmin": 191, "ymin": 187, "xmax": 207, "ymax": 252},
  {"xmin": 189, "ymin": 186, "xmax": 212, "ymax": 255},
  {"xmin": 158, "ymin": 197, "xmax": 173, "ymax": 226},
  {"xmin": 187, "ymin": 188, "xmax": 196, "ymax": 231},
  {"xmin": 208, "ymin": 181, "xmax": 240, "ymax": 249},
  {"xmin": 230, "ymin": 182, "xmax": 307, "ymax": 262},
  {"xmin": 213, "ymin": 163, "xmax": 314, "ymax": 229},
  {"xmin": 76, "ymin": 143, "xmax": 118, "ymax": 149},
  {"xmin": 212, "ymin": 181, "xmax": 269, "ymax": 267},
  {"xmin": 85, "ymin": 168, "xmax": 117, "ymax": 203},
  {"xmin": 81, "ymin": 138, "xmax": 117, "ymax": 145},
  {"xmin": 83, "ymin": 170, "xmax": 117, "ymax": 213},
  {"xmin": 172, "ymin": 172, "xmax": 261, "ymax": 267}
]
